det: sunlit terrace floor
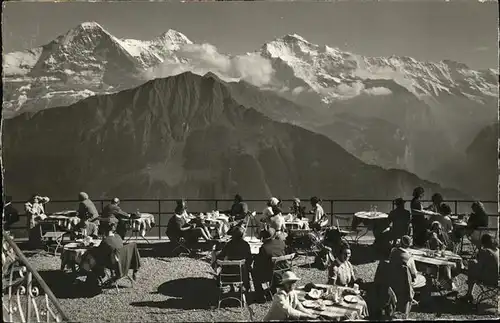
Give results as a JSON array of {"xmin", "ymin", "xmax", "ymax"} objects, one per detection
[{"xmin": 15, "ymin": 235, "xmax": 498, "ymax": 323}]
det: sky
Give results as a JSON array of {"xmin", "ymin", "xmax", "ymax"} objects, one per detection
[{"xmin": 2, "ymin": 1, "xmax": 498, "ymax": 70}]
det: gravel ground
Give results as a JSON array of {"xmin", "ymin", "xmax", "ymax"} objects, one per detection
[{"xmin": 22, "ymin": 241, "xmax": 498, "ymax": 322}]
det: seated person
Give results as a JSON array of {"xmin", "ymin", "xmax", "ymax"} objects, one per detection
[
  {"xmin": 226, "ymin": 194, "xmax": 249, "ymax": 222},
  {"xmin": 460, "ymin": 233, "xmax": 499, "ymax": 303},
  {"xmin": 101, "ymin": 197, "xmax": 130, "ymax": 239},
  {"xmin": 216, "ymin": 226, "xmax": 252, "ymax": 291},
  {"xmin": 269, "ymin": 205, "xmax": 288, "ymax": 241},
  {"xmin": 430, "ymin": 203, "xmax": 453, "ymax": 234},
  {"xmin": 389, "ymin": 235, "xmax": 425, "ymax": 289},
  {"xmin": 309, "ymin": 196, "xmax": 328, "ymax": 231},
  {"xmin": 259, "ymin": 198, "xmax": 278, "ymax": 236},
  {"xmin": 425, "ymin": 193, "xmax": 444, "ymax": 213},
  {"xmin": 85, "ymin": 222, "xmax": 124, "ymax": 286},
  {"xmin": 263, "ymin": 271, "xmax": 317, "ymax": 321},
  {"xmin": 166, "ymin": 204, "xmax": 213, "ymax": 245},
  {"xmin": 328, "ymin": 243, "xmax": 360, "ymax": 287},
  {"xmin": 466, "ymin": 201, "xmax": 489, "ymax": 234},
  {"xmin": 290, "ymin": 198, "xmax": 306, "ymax": 220},
  {"xmin": 427, "ymin": 221, "xmax": 452, "ymax": 251},
  {"xmin": 3, "ymin": 196, "xmax": 19, "ymax": 230},
  {"xmin": 77, "ymin": 192, "xmax": 100, "ymax": 237},
  {"xmin": 252, "ymin": 228, "xmax": 288, "ymax": 302},
  {"xmin": 25, "ymin": 195, "xmax": 50, "ymax": 248}
]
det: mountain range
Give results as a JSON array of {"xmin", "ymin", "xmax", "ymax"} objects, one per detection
[
  {"xmin": 2, "ymin": 72, "xmax": 467, "ymax": 206},
  {"xmin": 3, "ymin": 22, "xmax": 498, "ymax": 200}
]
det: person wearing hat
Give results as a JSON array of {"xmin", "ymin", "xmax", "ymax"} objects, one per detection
[
  {"xmin": 252, "ymin": 227, "xmax": 288, "ymax": 302},
  {"xmin": 263, "ymin": 271, "xmax": 318, "ymax": 321},
  {"xmin": 269, "ymin": 206, "xmax": 287, "ymax": 241},
  {"xmin": 216, "ymin": 225, "xmax": 252, "ymax": 291}
]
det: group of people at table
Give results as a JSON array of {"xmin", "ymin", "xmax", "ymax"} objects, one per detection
[{"xmin": 3, "ymin": 189, "xmax": 498, "ymax": 319}]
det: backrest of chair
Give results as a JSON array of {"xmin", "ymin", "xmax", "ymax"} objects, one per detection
[{"xmin": 217, "ymin": 259, "xmax": 246, "ymax": 284}]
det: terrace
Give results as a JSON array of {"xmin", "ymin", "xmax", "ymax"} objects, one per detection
[{"xmin": 3, "ymin": 198, "xmax": 498, "ymax": 322}]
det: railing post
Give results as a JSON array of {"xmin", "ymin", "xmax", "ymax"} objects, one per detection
[
  {"xmin": 330, "ymin": 200, "xmax": 334, "ymax": 225},
  {"xmin": 100, "ymin": 200, "xmax": 104, "ymax": 213},
  {"xmin": 215, "ymin": 200, "xmax": 219, "ymax": 211},
  {"xmin": 454, "ymin": 200, "xmax": 458, "ymax": 215},
  {"xmin": 158, "ymin": 200, "xmax": 162, "ymax": 240},
  {"xmin": 27, "ymin": 272, "xmax": 32, "ymax": 321}
]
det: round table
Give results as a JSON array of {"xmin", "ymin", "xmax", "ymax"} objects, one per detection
[
  {"xmin": 352, "ymin": 211, "xmax": 389, "ymax": 243},
  {"xmin": 60, "ymin": 240, "xmax": 101, "ymax": 272}
]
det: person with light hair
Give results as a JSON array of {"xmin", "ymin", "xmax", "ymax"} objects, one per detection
[
  {"xmin": 310, "ymin": 196, "xmax": 327, "ymax": 230},
  {"xmin": 264, "ymin": 271, "xmax": 318, "ymax": 321}
]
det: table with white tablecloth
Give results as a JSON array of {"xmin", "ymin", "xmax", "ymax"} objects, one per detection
[
  {"xmin": 123, "ymin": 213, "xmax": 156, "ymax": 243},
  {"xmin": 351, "ymin": 211, "xmax": 389, "ymax": 243},
  {"xmin": 60, "ymin": 240, "xmax": 102, "ymax": 271}
]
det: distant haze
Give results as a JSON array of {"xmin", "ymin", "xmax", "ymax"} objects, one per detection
[{"xmin": 2, "ymin": 1, "xmax": 498, "ymax": 70}]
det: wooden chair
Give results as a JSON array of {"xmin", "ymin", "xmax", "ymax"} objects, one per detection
[
  {"xmin": 287, "ymin": 229, "xmax": 321, "ymax": 267},
  {"xmin": 216, "ymin": 259, "xmax": 247, "ymax": 309},
  {"xmin": 335, "ymin": 216, "xmax": 365, "ymax": 245},
  {"xmin": 467, "ymin": 227, "xmax": 498, "ymax": 257}
]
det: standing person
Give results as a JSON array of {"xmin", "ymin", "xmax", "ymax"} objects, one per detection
[
  {"xmin": 25, "ymin": 195, "xmax": 50, "ymax": 248},
  {"xmin": 310, "ymin": 196, "xmax": 327, "ymax": 231},
  {"xmin": 410, "ymin": 187, "xmax": 428, "ymax": 247},
  {"xmin": 387, "ymin": 198, "xmax": 412, "ymax": 243},
  {"xmin": 3, "ymin": 196, "xmax": 19, "ymax": 230},
  {"xmin": 102, "ymin": 198, "xmax": 130, "ymax": 239},
  {"xmin": 77, "ymin": 192, "xmax": 100, "ymax": 238},
  {"xmin": 269, "ymin": 205, "xmax": 287, "ymax": 241},
  {"xmin": 263, "ymin": 271, "xmax": 318, "ymax": 321}
]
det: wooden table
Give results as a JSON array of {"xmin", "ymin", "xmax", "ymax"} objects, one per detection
[{"xmin": 296, "ymin": 284, "xmax": 369, "ymax": 320}]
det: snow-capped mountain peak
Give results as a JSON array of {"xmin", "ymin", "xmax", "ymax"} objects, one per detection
[{"xmin": 155, "ymin": 29, "xmax": 193, "ymax": 46}]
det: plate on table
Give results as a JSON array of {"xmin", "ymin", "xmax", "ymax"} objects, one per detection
[
  {"xmin": 343, "ymin": 295, "xmax": 358, "ymax": 303},
  {"xmin": 343, "ymin": 288, "xmax": 360, "ymax": 296},
  {"xmin": 307, "ymin": 289, "xmax": 323, "ymax": 300},
  {"xmin": 302, "ymin": 300, "xmax": 326, "ymax": 310},
  {"xmin": 322, "ymin": 300, "xmax": 335, "ymax": 306}
]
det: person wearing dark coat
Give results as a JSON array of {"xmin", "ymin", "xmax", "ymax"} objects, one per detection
[
  {"xmin": 3, "ymin": 196, "xmax": 19, "ymax": 230},
  {"xmin": 252, "ymin": 227, "xmax": 288, "ymax": 302},
  {"xmin": 410, "ymin": 187, "xmax": 428, "ymax": 247},
  {"xmin": 77, "ymin": 192, "xmax": 100, "ymax": 237},
  {"xmin": 226, "ymin": 194, "xmax": 249, "ymax": 222},
  {"xmin": 216, "ymin": 226, "xmax": 252, "ymax": 291},
  {"xmin": 102, "ymin": 198, "xmax": 130, "ymax": 239}
]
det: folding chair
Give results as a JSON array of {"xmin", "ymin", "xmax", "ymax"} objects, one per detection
[
  {"xmin": 170, "ymin": 236, "xmax": 192, "ymax": 256},
  {"xmin": 335, "ymin": 216, "xmax": 366, "ymax": 245},
  {"xmin": 264, "ymin": 253, "xmax": 295, "ymax": 298},
  {"xmin": 40, "ymin": 222, "xmax": 67, "ymax": 255},
  {"xmin": 216, "ymin": 259, "xmax": 247, "ymax": 309},
  {"xmin": 474, "ymin": 278, "xmax": 500, "ymax": 310},
  {"xmin": 288, "ymin": 229, "xmax": 322, "ymax": 267}
]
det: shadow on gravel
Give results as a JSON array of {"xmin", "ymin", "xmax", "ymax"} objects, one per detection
[{"xmin": 37, "ymin": 270, "xmax": 101, "ymax": 299}]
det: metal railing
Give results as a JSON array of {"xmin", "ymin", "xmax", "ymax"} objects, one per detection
[
  {"xmin": 6, "ymin": 198, "xmax": 498, "ymax": 240},
  {"xmin": 2, "ymin": 232, "xmax": 69, "ymax": 322}
]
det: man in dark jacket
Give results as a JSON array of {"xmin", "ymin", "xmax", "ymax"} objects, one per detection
[
  {"xmin": 102, "ymin": 198, "xmax": 130, "ymax": 239},
  {"xmin": 252, "ymin": 227, "xmax": 288, "ymax": 302},
  {"xmin": 227, "ymin": 194, "xmax": 249, "ymax": 222},
  {"xmin": 77, "ymin": 192, "xmax": 100, "ymax": 237},
  {"xmin": 3, "ymin": 196, "xmax": 19, "ymax": 230}
]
